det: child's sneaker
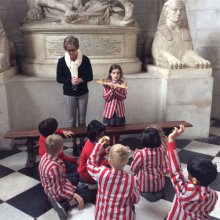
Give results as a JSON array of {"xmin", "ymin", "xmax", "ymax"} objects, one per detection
[{"xmin": 50, "ymin": 199, "xmax": 67, "ymax": 220}]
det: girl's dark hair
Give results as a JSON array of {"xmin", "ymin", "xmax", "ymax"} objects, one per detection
[
  {"xmin": 187, "ymin": 157, "xmax": 217, "ymax": 187},
  {"xmin": 141, "ymin": 127, "xmax": 161, "ymax": 148},
  {"xmin": 107, "ymin": 64, "xmax": 123, "ymax": 80},
  {"xmin": 38, "ymin": 118, "xmax": 58, "ymax": 137},
  {"xmin": 87, "ymin": 120, "xmax": 106, "ymax": 142}
]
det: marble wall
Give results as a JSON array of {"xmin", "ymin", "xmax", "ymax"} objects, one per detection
[
  {"xmin": 6, "ymin": 74, "xmax": 162, "ymax": 130},
  {"xmin": 184, "ymin": 0, "xmax": 220, "ymax": 119}
]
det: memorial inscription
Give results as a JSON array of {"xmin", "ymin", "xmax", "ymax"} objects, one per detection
[{"xmin": 45, "ymin": 34, "xmax": 123, "ymax": 58}]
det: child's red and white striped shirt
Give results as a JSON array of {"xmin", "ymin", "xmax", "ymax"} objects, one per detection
[
  {"xmin": 39, "ymin": 153, "xmax": 76, "ymax": 201},
  {"xmin": 87, "ymin": 143, "xmax": 140, "ymax": 220},
  {"xmin": 131, "ymin": 142, "xmax": 168, "ymax": 192},
  {"xmin": 103, "ymin": 80, "xmax": 126, "ymax": 119},
  {"xmin": 167, "ymin": 141, "xmax": 218, "ymax": 220}
]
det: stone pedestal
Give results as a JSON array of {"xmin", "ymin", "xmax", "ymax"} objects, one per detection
[
  {"xmin": 147, "ymin": 65, "xmax": 213, "ymax": 137},
  {"xmin": 0, "ymin": 67, "xmax": 17, "ymax": 149},
  {"xmin": 3, "ymin": 67, "xmax": 213, "ymax": 139},
  {"xmin": 20, "ymin": 23, "xmax": 141, "ymax": 79}
]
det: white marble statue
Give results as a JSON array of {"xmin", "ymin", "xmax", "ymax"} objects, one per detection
[
  {"xmin": 152, "ymin": 0, "xmax": 210, "ymax": 69},
  {"xmin": 24, "ymin": 0, "xmax": 135, "ymax": 26},
  {"xmin": 0, "ymin": 20, "xmax": 10, "ymax": 72}
]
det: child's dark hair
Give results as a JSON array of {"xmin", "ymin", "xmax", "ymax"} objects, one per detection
[
  {"xmin": 107, "ymin": 64, "xmax": 123, "ymax": 80},
  {"xmin": 38, "ymin": 118, "xmax": 58, "ymax": 137},
  {"xmin": 87, "ymin": 120, "xmax": 106, "ymax": 142},
  {"xmin": 141, "ymin": 127, "xmax": 161, "ymax": 148},
  {"xmin": 187, "ymin": 157, "xmax": 217, "ymax": 187}
]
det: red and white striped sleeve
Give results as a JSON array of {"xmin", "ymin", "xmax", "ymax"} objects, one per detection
[
  {"xmin": 130, "ymin": 150, "xmax": 142, "ymax": 174},
  {"xmin": 168, "ymin": 142, "xmax": 198, "ymax": 201},
  {"xmin": 131, "ymin": 176, "xmax": 141, "ymax": 204},
  {"xmin": 114, "ymin": 88, "xmax": 127, "ymax": 101},
  {"xmin": 103, "ymin": 86, "xmax": 114, "ymax": 101},
  {"xmin": 47, "ymin": 164, "xmax": 75, "ymax": 200},
  {"xmin": 87, "ymin": 143, "xmax": 106, "ymax": 182},
  {"xmin": 161, "ymin": 139, "xmax": 169, "ymax": 173}
]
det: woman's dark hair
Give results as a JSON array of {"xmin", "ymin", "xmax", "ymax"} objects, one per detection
[
  {"xmin": 63, "ymin": 35, "xmax": 79, "ymax": 50},
  {"xmin": 107, "ymin": 64, "xmax": 123, "ymax": 80},
  {"xmin": 38, "ymin": 118, "xmax": 58, "ymax": 137},
  {"xmin": 187, "ymin": 157, "xmax": 217, "ymax": 187},
  {"xmin": 141, "ymin": 127, "xmax": 161, "ymax": 148},
  {"xmin": 87, "ymin": 120, "xmax": 106, "ymax": 142}
]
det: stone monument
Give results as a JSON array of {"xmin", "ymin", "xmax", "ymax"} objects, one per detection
[
  {"xmin": 152, "ymin": 0, "xmax": 210, "ymax": 69},
  {"xmin": 20, "ymin": 0, "xmax": 141, "ymax": 78},
  {"xmin": 147, "ymin": 0, "xmax": 213, "ymax": 137},
  {"xmin": 0, "ymin": 19, "xmax": 10, "ymax": 72},
  {"xmin": 25, "ymin": 0, "xmax": 135, "ymax": 26}
]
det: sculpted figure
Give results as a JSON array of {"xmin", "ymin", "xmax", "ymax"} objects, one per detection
[
  {"xmin": 0, "ymin": 20, "xmax": 10, "ymax": 72},
  {"xmin": 24, "ymin": 0, "xmax": 135, "ymax": 26},
  {"xmin": 152, "ymin": 0, "xmax": 210, "ymax": 69},
  {"xmin": 24, "ymin": 0, "xmax": 82, "ymax": 23}
]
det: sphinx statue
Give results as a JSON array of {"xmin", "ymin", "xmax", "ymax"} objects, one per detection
[
  {"xmin": 152, "ymin": 0, "xmax": 210, "ymax": 69},
  {"xmin": 0, "ymin": 20, "xmax": 10, "ymax": 72},
  {"xmin": 24, "ymin": 0, "xmax": 135, "ymax": 26}
]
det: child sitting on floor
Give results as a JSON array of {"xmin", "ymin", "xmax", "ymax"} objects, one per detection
[
  {"xmin": 87, "ymin": 137, "xmax": 140, "ymax": 220},
  {"xmin": 78, "ymin": 120, "xmax": 109, "ymax": 190},
  {"xmin": 131, "ymin": 127, "xmax": 168, "ymax": 202},
  {"xmin": 166, "ymin": 125, "xmax": 218, "ymax": 220},
  {"xmin": 39, "ymin": 134, "xmax": 96, "ymax": 220},
  {"xmin": 38, "ymin": 118, "xmax": 78, "ymax": 185}
]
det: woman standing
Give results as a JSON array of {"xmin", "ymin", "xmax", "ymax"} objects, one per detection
[{"xmin": 57, "ymin": 35, "xmax": 93, "ymax": 156}]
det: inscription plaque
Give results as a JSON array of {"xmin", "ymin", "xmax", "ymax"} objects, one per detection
[{"xmin": 45, "ymin": 34, "xmax": 124, "ymax": 59}]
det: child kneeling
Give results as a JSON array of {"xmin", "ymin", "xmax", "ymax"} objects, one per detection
[{"xmin": 87, "ymin": 137, "xmax": 140, "ymax": 220}]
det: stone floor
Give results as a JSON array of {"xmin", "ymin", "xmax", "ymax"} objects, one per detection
[{"xmin": 0, "ymin": 121, "xmax": 220, "ymax": 220}]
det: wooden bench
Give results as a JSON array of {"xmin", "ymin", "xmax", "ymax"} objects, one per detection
[{"xmin": 4, "ymin": 120, "xmax": 192, "ymax": 168}]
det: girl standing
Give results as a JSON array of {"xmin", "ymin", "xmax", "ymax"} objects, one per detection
[{"xmin": 103, "ymin": 64, "xmax": 127, "ymax": 144}]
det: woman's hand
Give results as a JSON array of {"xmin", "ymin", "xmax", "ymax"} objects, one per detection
[{"xmin": 71, "ymin": 77, "xmax": 83, "ymax": 85}]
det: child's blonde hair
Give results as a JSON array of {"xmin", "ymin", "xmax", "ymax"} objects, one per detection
[
  {"xmin": 109, "ymin": 144, "xmax": 131, "ymax": 170},
  {"xmin": 45, "ymin": 134, "xmax": 63, "ymax": 156}
]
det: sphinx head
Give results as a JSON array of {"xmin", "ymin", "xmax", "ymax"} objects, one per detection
[{"xmin": 164, "ymin": 0, "xmax": 185, "ymax": 24}]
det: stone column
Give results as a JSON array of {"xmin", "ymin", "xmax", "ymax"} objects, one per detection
[{"xmin": 185, "ymin": 0, "xmax": 220, "ymax": 119}]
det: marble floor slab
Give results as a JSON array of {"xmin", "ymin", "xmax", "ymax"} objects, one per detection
[{"xmin": 0, "ymin": 121, "xmax": 220, "ymax": 220}]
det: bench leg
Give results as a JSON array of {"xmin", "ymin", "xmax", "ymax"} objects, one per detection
[{"xmin": 25, "ymin": 138, "xmax": 36, "ymax": 168}]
